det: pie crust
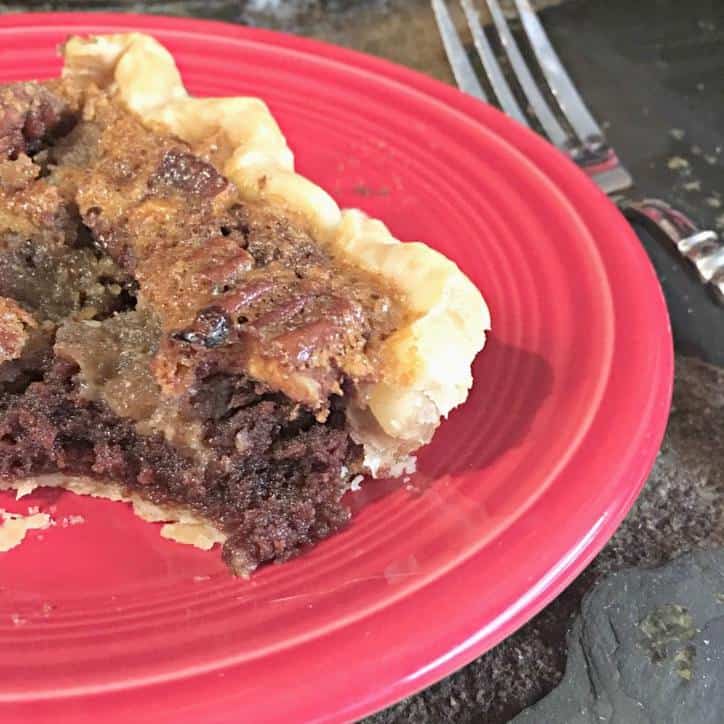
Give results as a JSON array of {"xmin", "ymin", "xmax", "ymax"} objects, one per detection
[
  {"xmin": 0, "ymin": 34, "xmax": 489, "ymax": 569},
  {"xmin": 1, "ymin": 475, "xmax": 225, "ymax": 550}
]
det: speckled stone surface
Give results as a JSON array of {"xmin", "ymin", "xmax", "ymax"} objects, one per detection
[
  {"xmin": 511, "ymin": 550, "xmax": 724, "ymax": 724},
  {"xmin": 1, "ymin": 1, "xmax": 721, "ymax": 721}
]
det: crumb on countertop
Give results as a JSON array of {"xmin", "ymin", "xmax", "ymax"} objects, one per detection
[{"xmin": 667, "ymin": 156, "xmax": 690, "ymax": 171}]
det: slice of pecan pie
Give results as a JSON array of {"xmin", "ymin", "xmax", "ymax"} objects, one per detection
[{"xmin": 0, "ymin": 34, "xmax": 489, "ymax": 574}]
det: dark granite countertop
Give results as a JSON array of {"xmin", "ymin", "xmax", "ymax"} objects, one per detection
[{"xmin": 2, "ymin": 1, "xmax": 722, "ymax": 721}]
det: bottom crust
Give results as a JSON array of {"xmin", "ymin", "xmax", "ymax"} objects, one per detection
[{"xmin": 0, "ymin": 474, "xmax": 227, "ymax": 552}]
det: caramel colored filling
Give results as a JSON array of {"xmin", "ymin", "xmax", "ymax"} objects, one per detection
[{"xmin": 0, "ymin": 79, "xmax": 403, "ymax": 573}]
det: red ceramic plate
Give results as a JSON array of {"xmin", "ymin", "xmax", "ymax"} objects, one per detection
[{"xmin": 0, "ymin": 13, "xmax": 672, "ymax": 724}]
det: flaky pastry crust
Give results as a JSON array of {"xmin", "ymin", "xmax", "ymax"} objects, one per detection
[
  {"xmin": 1, "ymin": 475, "xmax": 226, "ymax": 551},
  {"xmin": 61, "ymin": 33, "xmax": 490, "ymax": 474}
]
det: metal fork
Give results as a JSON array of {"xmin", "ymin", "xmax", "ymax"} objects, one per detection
[
  {"xmin": 432, "ymin": 0, "xmax": 631, "ymax": 193},
  {"xmin": 432, "ymin": 0, "xmax": 724, "ymax": 302}
]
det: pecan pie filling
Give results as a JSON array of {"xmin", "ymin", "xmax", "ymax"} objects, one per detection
[{"xmin": 0, "ymin": 80, "xmax": 406, "ymax": 574}]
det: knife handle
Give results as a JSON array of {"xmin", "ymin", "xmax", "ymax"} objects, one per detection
[{"xmin": 622, "ymin": 198, "xmax": 724, "ymax": 305}]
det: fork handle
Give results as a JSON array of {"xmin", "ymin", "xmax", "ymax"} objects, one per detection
[{"xmin": 621, "ymin": 199, "xmax": 724, "ymax": 305}]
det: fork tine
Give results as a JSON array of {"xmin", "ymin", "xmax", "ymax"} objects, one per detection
[
  {"xmin": 431, "ymin": 0, "xmax": 488, "ymax": 101},
  {"xmin": 514, "ymin": 0, "xmax": 602, "ymax": 143},
  {"xmin": 460, "ymin": 0, "xmax": 528, "ymax": 126},
  {"xmin": 484, "ymin": 0, "xmax": 570, "ymax": 149}
]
